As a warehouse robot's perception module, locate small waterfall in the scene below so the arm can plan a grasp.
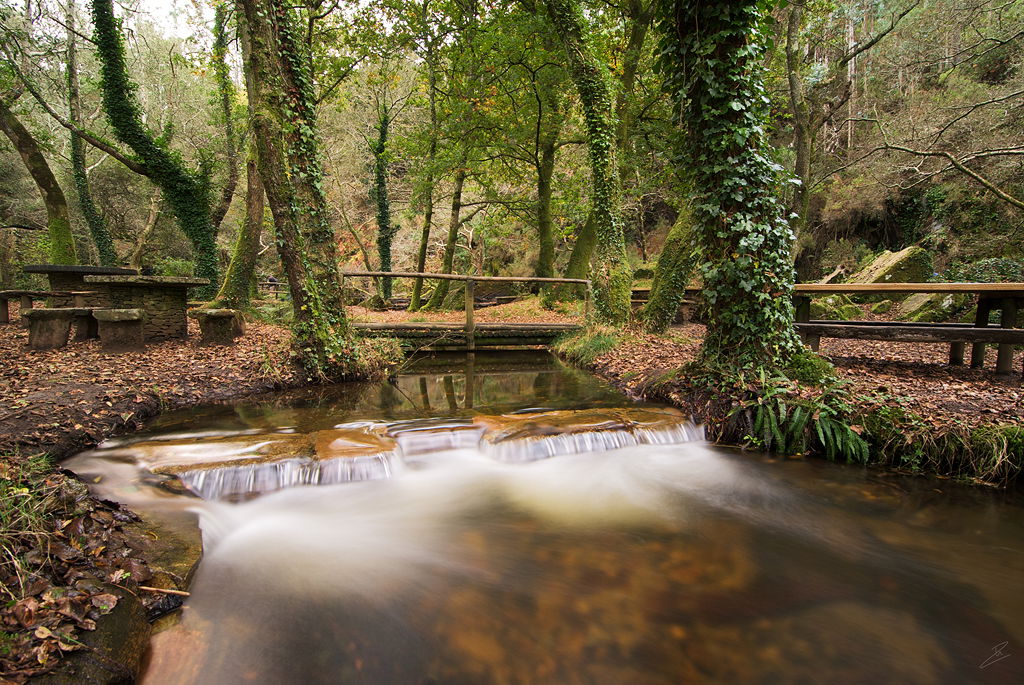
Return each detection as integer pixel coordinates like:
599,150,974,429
485,422,705,463
179,452,396,500
178,419,704,499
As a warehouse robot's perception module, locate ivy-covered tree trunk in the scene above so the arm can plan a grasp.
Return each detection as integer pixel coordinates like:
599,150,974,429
238,0,362,378
211,149,264,309
90,0,217,296
641,212,693,332
545,0,631,325
656,0,801,370
0,100,77,265
424,164,467,310
67,1,115,266
210,2,240,231
372,111,396,300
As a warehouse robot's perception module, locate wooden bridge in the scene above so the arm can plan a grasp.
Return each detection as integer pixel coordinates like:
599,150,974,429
342,271,588,351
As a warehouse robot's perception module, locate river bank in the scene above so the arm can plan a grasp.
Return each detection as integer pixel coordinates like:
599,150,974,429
0,315,306,682
568,324,1023,485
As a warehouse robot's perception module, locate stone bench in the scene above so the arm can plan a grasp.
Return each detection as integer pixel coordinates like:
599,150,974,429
1,290,70,325
22,308,95,349
188,308,244,345
94,309,145,352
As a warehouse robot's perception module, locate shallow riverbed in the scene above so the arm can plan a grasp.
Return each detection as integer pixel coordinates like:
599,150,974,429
66,352,1024,684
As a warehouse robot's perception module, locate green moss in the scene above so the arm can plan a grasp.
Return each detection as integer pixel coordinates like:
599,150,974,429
871,299,893,315
784,350,837,386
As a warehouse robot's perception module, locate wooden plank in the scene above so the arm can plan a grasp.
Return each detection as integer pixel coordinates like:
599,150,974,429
342,270,589,285
794,283,1024,294
795,323,1024,344
351,322,579,331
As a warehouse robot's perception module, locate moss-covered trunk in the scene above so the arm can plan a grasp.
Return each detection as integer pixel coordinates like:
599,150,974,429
424,164,467,310
67,1,115,266
545,0,631,325
238,0,361,378
0,100,77,265
641,212,694,333
90,0,217,296
211,149,264,309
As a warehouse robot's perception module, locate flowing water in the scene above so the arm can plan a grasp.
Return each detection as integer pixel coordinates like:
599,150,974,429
66,352,1024,684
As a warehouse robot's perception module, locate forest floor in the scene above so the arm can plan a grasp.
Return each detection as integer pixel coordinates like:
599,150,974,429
0,307,303,682
589,324,1023,430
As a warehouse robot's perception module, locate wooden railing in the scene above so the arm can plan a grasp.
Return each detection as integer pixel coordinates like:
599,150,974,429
257,280,288,300
341,270,591,350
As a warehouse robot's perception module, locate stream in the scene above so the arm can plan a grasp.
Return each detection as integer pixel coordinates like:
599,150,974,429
65,351,1024,684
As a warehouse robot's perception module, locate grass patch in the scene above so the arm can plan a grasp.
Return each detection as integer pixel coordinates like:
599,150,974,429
1,453,59,601
553,326,623,366
860,403,1022,484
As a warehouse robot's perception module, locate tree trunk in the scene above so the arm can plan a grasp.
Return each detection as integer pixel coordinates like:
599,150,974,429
0,100,77,265
211,148,264,309
0,229,14,287
545,0,631,325
67,0,115,265
641,212,693,333
659,0,801,370
128,189,161,269
90,0,217,296
372,110,395,300
409,59,438,312
424,164,467,310
237,0,360,378
786,4,813,239
535,132,557,279
210,3,240,231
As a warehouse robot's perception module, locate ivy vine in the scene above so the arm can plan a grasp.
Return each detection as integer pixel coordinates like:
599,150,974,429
90,0,217,294
655,0,802,370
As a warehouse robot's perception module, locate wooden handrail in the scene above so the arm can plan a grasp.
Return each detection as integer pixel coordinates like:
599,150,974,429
341,270,590,285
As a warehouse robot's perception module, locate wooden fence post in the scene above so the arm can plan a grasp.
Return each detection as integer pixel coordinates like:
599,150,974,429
584,281,593,320
465,278,475,351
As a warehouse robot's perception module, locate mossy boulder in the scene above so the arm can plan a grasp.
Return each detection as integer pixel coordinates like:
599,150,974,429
847,246,934,284
898,292,971,323
870,299,894,315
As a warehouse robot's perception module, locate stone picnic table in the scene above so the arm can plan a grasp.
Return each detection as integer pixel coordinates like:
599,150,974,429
82,275,210,340
22,264,139,307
